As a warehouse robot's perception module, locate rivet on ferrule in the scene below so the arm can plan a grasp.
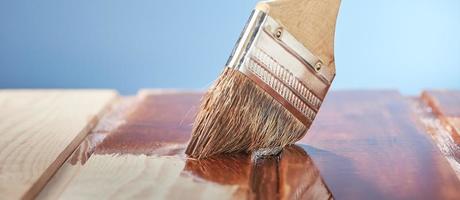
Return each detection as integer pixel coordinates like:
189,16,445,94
274,27,283,39
314,62,322,72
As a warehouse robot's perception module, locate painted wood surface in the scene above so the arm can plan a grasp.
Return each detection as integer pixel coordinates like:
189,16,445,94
37,90,460,200
0,90,117,200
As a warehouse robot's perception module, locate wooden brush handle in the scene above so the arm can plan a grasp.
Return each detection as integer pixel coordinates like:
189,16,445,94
256,0,341,73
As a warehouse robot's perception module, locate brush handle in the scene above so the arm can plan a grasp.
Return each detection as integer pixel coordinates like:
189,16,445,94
256,0,341,73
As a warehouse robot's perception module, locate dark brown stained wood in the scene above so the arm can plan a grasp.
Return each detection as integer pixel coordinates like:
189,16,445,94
298,91,460,199
422,90,460,116
38,90,460,199
422,90,460,136
94,91,202,156
410,97,460,179
417,90,460,180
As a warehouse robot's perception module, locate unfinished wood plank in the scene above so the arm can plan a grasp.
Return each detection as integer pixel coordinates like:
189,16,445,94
40,90,460,199
37,97,138,200
0,90,117,199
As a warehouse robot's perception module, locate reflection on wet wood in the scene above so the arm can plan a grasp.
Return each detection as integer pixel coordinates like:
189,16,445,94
184,153,251,194
38,90,460,199
185,145,332,200
278,145,332,200
250,156,279,200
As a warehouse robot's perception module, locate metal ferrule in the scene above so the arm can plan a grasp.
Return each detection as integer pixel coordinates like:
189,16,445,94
226,10,334,127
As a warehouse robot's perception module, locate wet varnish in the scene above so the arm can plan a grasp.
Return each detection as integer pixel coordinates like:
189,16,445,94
38,90,460,200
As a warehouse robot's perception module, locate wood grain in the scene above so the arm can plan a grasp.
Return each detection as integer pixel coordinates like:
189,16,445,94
299,91,460,199
39,90,460,199
44,91,238,200
422,90,460,136
410,98,460,180
417,90,460,179
0,90,117,199
42,91,332,199
256,0,341,73
37,97,138,200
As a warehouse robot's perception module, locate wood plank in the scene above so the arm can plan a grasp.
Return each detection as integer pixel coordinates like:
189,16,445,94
417,90,460,179
40,90,460,199
422,90,460,136
41,91,333,199
409,97,460,179
41,91,241,199
37,97,138,200
0,90,117,199
299,91,460,199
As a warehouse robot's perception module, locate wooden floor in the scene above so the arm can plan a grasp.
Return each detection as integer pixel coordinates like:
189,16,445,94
0,89,459,199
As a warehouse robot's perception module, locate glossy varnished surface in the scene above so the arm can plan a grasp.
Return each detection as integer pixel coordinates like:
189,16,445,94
185,145,333,200
418,90,460,179
299,91,460,199
95,92,202,156
410,97,460,179
39,90,460,199
422,90,460,117
422,90,460,136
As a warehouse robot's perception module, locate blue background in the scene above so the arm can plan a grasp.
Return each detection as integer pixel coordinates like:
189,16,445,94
1,0,459,94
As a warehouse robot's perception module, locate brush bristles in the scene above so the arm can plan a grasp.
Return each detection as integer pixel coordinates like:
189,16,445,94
186,67,309,159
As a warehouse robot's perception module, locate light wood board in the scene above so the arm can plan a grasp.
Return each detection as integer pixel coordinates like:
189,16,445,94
0,90,117,199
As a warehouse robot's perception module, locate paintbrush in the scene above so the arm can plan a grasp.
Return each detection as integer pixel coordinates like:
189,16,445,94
186,0,341,159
